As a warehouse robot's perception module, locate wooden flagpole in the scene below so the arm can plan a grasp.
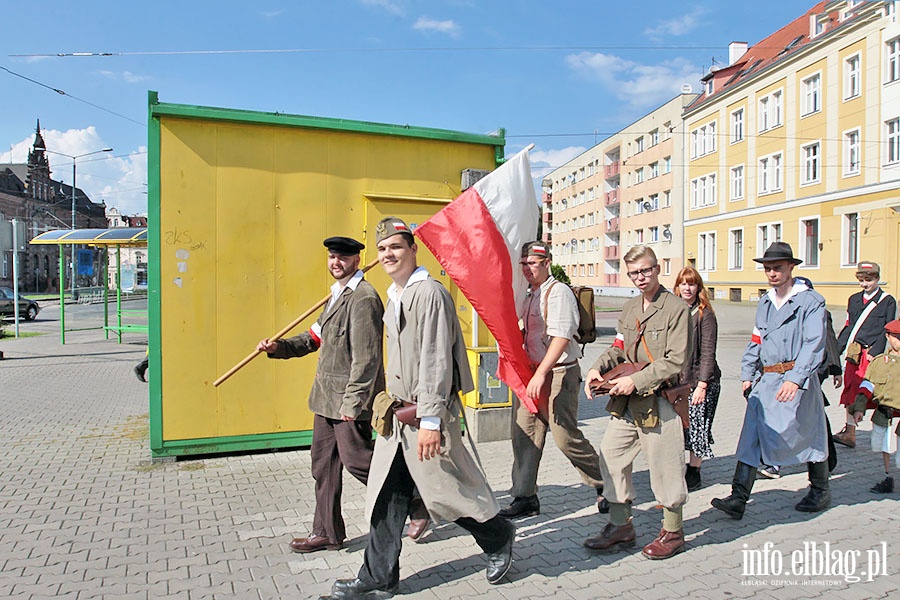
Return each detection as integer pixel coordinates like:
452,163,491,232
213,258,380,387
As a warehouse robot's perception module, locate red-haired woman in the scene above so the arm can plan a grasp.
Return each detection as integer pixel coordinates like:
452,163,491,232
675,267,721,491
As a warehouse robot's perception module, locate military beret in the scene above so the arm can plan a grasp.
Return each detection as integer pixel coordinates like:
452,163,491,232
375,217,413,244
856,261,880,276
885,320,900,335
323,236,364,255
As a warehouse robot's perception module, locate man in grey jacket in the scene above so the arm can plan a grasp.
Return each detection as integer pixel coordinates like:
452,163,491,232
258,236,387,554
320,218,514,600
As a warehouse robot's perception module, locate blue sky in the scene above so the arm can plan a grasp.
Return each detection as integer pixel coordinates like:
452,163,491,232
2,0,820,216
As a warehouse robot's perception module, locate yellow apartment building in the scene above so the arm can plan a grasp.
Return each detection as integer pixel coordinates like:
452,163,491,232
684,0,900,306
546,93,696,293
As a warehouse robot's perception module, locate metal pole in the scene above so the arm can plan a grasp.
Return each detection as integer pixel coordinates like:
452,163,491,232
71,160,77,295
12,219,20,338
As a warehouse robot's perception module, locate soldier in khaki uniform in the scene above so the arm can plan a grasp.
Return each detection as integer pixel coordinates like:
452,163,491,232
849,319,900,494
583,245,691,560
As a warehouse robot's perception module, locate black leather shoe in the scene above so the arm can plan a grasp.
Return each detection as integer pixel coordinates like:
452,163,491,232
331,578,397,599
485,520,515,584
498,495,539,518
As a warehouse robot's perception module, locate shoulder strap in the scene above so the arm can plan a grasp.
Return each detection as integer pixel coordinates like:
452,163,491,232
542,280,560,337
848,292,884,345
636,318,655,362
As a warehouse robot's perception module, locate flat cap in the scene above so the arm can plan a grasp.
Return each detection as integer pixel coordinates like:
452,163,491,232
323,236,364,255
375,217,413,244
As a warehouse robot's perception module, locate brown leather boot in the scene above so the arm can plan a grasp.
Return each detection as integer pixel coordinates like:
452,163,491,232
641,527,685,560
583,520,636,552
833,425,856,448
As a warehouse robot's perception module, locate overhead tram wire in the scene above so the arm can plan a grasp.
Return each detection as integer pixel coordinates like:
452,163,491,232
0,65,145,127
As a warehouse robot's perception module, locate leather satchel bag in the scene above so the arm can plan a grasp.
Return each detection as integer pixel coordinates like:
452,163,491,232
660,382,691,429
394,402,421,428
590,361,649,395
591,321,649,395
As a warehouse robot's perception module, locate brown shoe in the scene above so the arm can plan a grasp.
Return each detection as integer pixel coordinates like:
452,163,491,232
641,527,685,560
289,534,343,553
833,426,856,448
583,521,636,552
406,516,431,542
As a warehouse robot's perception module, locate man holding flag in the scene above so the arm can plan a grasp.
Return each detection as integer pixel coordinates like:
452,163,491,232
497,241,606,519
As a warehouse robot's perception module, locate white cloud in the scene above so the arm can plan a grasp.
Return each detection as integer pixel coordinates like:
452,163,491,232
529,146,587,181
644,7,708,39
2,127,148,217
361,0,404,16
565,52,701,109
96,70,151,84
413,17,461,37
260,9,285,18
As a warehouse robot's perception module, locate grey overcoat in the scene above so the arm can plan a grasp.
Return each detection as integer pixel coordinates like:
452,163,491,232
737,281,828,466
365,273,499,524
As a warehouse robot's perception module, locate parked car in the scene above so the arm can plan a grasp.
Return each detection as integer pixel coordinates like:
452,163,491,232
0,287,41,320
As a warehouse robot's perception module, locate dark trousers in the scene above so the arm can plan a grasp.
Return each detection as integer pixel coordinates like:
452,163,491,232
311,414,375,544
357,445,510,589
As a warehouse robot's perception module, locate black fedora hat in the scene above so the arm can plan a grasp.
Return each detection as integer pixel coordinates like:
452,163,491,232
753,241,802,265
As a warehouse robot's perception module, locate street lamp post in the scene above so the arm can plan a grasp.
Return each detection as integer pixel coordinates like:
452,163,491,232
45,148,113,292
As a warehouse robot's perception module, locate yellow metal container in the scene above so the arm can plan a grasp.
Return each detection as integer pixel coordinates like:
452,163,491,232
147,92,505,457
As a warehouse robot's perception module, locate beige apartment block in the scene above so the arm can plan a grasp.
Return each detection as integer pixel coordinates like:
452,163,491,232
545,93,697,294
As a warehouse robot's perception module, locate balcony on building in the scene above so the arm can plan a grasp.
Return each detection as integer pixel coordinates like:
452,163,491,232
605,189,619,205
604,273,619,286
604,245,619,260
606,217,620,232
605,161,621,179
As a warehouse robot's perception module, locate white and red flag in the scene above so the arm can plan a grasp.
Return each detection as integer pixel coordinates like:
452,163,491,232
415,147,541,413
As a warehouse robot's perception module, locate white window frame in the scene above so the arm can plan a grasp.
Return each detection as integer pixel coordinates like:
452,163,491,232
729,227,744,270
758,151,784,194
635,168,644,184
698,231,717,272
634,136,644,154
663,258,671,275
844,128,861,176
844,53,861,100
757,90,783,132
649,226,659,243
801,72,821,116
636,228,644,244
690,172,717,209
888,37,900,84
663,190,671,207
798,216,821,268
690,120,717,158
731,108,745,143
801,141,821,185
649,162,659,179
887,118,900,165
663,156,671,174
650,129,660,146
730,164,744,200
842,212,860,266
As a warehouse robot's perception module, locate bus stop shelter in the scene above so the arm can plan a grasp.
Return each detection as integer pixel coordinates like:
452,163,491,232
29,227,148,344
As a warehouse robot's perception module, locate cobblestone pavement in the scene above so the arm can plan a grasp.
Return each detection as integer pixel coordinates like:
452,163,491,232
1,300,898,599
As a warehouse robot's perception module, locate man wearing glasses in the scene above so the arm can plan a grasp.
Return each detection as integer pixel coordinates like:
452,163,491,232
499,242,606,520
583,245,690,560
833,261,897,448
712,241,831,520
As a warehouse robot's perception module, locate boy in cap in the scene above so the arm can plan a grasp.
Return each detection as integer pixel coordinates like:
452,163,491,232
257,236,395,553
500,241,606,519
834,261,897,448
320,218,514,599
712,242,831,519
848,319,900,494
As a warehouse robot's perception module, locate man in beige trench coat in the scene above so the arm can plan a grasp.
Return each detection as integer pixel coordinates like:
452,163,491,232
320,218,515,600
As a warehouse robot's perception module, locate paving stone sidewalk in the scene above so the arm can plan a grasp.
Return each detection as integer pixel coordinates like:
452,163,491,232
1,301,898,600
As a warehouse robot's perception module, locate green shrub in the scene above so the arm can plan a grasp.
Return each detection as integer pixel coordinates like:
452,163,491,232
551,263,571,285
